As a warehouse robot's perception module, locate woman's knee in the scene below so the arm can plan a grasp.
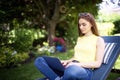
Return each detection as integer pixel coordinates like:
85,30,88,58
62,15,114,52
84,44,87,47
34,57,44,66
64,65,88,79
64,66,79,77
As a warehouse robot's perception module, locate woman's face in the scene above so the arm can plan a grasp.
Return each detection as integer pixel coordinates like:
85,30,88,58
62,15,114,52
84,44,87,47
79,18,92,35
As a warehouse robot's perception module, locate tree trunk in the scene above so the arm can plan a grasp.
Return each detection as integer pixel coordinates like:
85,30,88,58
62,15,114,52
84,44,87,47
47,0,60,46
48,21,56,46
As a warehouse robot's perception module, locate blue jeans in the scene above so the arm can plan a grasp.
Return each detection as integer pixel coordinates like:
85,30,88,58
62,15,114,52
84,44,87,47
62,65,93,80
34,56,93,80
34,57,60,80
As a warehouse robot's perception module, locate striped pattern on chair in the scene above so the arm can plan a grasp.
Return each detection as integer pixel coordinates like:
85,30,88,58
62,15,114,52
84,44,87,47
103,43,117,64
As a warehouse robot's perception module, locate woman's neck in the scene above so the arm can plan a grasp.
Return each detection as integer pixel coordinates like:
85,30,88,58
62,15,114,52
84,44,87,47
84,31,93,37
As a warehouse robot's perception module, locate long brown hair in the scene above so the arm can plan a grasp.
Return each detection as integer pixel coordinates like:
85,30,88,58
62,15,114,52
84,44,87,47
78,12,99,36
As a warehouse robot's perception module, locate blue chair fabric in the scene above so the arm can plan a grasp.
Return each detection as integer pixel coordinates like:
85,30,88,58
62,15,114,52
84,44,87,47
92,36,120,80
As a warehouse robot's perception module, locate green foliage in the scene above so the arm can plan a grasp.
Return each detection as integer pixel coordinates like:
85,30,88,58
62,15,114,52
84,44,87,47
62,13,78,48
65,22,78,47
0,0,27,23
0,0,101,47
13,28,33,52
10,19,34,52
97,12,120,22
0,23,11,48
0,19,46,68
111,20,120,35
97,12,120,35
0,54,6,68
0,47,29,68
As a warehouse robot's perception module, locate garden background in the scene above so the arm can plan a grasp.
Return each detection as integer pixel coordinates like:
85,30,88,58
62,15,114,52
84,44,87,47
0,0,120,80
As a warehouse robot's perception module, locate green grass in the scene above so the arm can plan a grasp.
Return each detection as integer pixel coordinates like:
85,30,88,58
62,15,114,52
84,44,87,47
0,60,119,80
0,50,120,80
0,61,40,80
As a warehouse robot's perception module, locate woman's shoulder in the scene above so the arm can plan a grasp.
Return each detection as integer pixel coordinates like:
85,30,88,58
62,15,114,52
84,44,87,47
93,35,104,41
97,36,105,45
97,36,104,42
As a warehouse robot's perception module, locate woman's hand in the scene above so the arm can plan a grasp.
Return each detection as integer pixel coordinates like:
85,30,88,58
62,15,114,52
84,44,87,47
65,62,80,68
61,60,69,67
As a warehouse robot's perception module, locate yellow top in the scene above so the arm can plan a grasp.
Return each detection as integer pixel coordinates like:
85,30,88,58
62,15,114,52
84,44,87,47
74,34,98,62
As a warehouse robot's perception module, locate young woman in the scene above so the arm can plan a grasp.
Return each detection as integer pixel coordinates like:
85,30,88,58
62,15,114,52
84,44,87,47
34,12,105,80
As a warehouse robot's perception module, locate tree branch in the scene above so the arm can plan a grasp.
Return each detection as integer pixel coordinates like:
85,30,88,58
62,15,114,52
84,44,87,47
51,0,61,22
58,7,73,22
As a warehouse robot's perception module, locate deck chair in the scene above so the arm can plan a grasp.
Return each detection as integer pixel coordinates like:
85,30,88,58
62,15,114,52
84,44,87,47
92,36,120,80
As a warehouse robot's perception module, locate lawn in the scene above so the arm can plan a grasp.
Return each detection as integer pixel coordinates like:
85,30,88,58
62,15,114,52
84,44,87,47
0,50,120,80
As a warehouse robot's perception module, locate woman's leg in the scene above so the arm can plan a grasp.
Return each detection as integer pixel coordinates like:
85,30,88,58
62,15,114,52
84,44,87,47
62,65,93,80
34,57,61,80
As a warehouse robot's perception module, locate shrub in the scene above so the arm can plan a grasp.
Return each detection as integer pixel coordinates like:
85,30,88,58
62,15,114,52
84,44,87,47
0,47,29,68
12,28,33,52
111,20,120,35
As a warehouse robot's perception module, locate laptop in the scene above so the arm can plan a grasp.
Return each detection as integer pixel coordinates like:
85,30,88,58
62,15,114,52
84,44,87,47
42,56,65,76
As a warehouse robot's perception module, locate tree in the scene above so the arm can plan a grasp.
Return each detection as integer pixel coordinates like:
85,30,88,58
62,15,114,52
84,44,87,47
30,0,101,46
0,0,101,46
